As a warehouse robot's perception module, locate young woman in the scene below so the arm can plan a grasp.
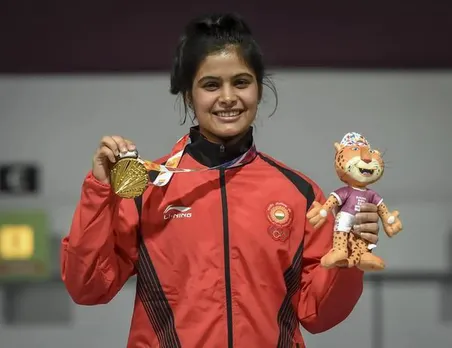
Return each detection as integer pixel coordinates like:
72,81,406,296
60,13,380,348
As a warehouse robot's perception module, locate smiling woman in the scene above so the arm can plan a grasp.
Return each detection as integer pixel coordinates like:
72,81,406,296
60,12,381,348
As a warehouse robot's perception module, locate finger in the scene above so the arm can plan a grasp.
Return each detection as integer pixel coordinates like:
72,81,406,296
313,219,325,229
306,208,320,219
359,203,378,212
306,208,318,219
385,226,393,236
100,136,120,156
355,212,379,224
111,136,129,153
394,222,403,232
358,232,379,245
355,222,379,235
306,202,321,218
123,138,136,151
98,145,116,163
309,214,322,225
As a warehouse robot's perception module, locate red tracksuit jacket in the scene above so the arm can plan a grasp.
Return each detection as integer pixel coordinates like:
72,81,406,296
60,126,364,348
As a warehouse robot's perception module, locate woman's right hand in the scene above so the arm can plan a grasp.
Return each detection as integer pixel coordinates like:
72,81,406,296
92,135,136,184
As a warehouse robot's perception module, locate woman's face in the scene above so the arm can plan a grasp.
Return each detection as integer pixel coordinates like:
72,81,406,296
189,48,260,143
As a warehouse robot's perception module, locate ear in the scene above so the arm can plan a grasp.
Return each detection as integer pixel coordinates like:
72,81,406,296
334,142,342,152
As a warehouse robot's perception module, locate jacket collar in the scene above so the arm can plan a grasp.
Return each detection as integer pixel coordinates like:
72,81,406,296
185,126,254,167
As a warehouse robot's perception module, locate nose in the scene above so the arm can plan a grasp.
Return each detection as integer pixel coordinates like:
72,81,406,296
360,147,372,163
219,87,237,107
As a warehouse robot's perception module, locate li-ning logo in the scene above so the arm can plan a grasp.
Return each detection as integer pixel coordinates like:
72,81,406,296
163,205,192,220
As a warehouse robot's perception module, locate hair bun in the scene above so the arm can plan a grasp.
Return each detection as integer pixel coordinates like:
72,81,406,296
186,13,252,38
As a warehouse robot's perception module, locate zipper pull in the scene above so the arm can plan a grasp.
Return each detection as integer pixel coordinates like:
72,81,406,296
220,144,225,153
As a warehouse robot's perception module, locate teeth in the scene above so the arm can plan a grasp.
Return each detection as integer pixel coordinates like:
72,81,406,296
216,111,241,117
359,168,374,174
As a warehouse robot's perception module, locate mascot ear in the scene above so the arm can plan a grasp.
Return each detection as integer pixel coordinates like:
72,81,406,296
334,142,343,152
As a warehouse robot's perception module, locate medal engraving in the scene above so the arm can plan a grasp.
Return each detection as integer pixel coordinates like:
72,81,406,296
110,150,148,199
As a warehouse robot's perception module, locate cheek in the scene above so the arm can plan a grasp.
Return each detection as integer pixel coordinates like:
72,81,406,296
373,157,383,167
192,91,217,112
241,89,259,110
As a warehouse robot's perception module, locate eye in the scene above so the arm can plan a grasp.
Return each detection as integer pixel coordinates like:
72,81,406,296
352,147,359,151
235,79,250,88
202,82,219,91
369,149,375,153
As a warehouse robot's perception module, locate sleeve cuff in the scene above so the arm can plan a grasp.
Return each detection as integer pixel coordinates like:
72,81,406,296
82,171,115,199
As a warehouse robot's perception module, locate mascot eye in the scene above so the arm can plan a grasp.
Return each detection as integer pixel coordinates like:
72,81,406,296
369,150,375,153
352,147,359,151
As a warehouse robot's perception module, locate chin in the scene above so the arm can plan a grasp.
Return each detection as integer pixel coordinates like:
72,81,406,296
351,175,378,186
213,123,250,139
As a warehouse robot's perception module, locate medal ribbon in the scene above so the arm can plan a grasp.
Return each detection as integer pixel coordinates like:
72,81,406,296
138,134,257,187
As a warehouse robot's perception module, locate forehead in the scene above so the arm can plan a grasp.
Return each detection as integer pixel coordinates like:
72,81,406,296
195,49,255,79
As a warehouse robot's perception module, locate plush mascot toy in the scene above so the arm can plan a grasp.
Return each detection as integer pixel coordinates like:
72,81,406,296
306,132,403,271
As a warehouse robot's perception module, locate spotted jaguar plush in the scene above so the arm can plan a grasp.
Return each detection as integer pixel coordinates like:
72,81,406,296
306,132,403,271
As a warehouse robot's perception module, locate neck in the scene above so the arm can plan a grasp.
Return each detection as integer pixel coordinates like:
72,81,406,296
351,185,367,190
198,127,249,146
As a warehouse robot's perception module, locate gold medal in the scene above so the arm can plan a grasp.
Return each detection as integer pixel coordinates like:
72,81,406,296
110,150,149,199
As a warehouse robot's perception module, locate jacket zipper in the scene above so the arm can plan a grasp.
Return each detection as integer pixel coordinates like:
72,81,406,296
220,167,233,348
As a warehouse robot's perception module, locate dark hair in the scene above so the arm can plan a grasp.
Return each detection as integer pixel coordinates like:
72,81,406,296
170,13,278,124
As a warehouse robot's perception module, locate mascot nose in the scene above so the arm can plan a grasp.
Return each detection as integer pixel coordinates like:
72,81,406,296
360,147,372,163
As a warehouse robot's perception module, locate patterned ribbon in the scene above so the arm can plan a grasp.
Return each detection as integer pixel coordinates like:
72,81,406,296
138,134,257,187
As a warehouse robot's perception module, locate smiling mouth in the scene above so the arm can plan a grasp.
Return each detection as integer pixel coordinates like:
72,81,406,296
213,110,244,117
358,168,375,176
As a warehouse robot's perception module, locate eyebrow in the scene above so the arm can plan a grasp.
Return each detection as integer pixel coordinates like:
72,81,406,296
197,73,254,84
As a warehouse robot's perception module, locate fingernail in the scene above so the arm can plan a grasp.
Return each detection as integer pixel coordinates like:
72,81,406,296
120,147,127,153
353,224,360,231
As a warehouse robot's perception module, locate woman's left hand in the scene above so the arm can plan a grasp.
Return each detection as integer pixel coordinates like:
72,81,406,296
352,203,380,245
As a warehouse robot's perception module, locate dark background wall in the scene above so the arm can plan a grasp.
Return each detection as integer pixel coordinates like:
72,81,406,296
1,0,452,73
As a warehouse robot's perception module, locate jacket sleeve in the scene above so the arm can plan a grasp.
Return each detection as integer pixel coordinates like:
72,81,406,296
60,171,139,305
297,186,364,334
